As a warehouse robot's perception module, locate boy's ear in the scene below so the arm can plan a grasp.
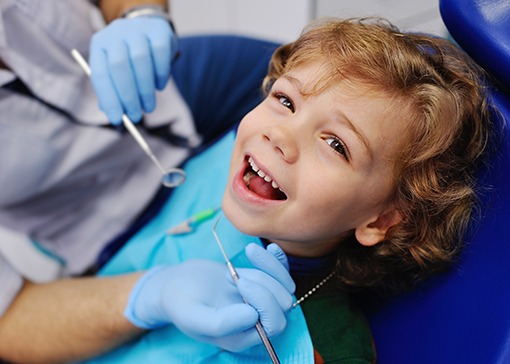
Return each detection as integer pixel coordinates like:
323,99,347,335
355,208,403,247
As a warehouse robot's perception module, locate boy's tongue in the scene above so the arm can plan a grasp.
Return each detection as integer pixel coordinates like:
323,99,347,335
248,174,286,200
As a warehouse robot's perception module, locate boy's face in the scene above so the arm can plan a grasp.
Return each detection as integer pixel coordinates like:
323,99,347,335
223,63,407,257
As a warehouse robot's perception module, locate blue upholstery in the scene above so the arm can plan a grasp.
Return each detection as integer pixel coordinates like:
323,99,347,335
440,0,510,90
173,35,279,144
364,1,510,363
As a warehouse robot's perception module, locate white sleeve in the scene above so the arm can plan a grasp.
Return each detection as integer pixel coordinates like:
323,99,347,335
0,254,23,317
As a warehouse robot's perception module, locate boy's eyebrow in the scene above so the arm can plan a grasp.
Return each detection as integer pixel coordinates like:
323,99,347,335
338,111,374,161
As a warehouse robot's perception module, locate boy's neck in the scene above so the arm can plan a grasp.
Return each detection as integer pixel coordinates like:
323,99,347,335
261,238,337,276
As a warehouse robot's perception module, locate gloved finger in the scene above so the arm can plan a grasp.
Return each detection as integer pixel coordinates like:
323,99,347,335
172,302,259,338
237,277,288,338
267,243,289,270
126,33,157,113
106,40,143,123
195,326,266,353
89,46,123,125
245,243,295,294
235,268,293,311
145,18,173,90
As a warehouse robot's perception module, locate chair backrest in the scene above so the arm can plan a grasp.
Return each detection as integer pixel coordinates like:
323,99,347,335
364,1,510,363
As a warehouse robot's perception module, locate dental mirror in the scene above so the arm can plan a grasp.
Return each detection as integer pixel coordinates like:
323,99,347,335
71,49,186,188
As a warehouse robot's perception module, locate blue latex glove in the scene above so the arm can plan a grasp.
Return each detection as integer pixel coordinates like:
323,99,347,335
124,243,295,352
89,16,177,125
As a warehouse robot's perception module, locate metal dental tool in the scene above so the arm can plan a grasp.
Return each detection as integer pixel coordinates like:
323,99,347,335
212,215,280,364
70,49,186,188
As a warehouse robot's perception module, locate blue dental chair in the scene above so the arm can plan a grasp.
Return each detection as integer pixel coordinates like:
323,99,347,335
363,0,510,363
105,1,509,362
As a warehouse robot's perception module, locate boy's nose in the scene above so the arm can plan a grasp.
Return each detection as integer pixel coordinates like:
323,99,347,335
261,124,299,163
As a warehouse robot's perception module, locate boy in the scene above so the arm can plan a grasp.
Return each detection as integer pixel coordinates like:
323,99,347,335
87,17,494,363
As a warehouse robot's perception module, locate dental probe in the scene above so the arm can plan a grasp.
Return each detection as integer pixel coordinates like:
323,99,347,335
212,215,280,364
70,49,186,188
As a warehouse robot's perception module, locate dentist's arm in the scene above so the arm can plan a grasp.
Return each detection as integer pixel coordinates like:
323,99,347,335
0,244,294,363
0,274,144,363
91,0,177,124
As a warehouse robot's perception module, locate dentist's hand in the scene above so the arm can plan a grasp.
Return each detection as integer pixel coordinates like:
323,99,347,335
89,16,177,125
124,243,295,352
206,242,295,351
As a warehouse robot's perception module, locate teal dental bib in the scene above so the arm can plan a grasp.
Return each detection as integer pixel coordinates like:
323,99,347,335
83,131,314,364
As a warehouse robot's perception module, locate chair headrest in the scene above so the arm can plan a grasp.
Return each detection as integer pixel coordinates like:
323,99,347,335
440,0,510,89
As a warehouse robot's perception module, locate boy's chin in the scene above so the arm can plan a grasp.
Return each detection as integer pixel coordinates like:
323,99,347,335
222,199,259,236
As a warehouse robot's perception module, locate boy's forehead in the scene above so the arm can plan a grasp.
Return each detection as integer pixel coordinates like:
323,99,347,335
283,62,333,94
283,63,389,99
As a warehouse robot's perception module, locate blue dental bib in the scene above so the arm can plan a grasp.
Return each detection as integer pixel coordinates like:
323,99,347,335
84,131,314,364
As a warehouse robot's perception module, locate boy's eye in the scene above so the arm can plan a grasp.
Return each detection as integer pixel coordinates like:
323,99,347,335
273,92,295,112
280,97,293,111
325,137,349,160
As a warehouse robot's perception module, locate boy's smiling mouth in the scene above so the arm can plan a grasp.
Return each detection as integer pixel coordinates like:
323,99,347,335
242,157,287,200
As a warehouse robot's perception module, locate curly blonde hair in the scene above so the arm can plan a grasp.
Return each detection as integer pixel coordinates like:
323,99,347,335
264,18,496,293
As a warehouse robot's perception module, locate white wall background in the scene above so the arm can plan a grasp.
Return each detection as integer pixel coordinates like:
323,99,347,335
171,0,447,43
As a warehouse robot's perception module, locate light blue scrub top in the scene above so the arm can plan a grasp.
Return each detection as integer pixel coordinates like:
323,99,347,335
84,131,314,363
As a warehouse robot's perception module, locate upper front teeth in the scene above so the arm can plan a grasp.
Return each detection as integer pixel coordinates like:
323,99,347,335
248,157,280,190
